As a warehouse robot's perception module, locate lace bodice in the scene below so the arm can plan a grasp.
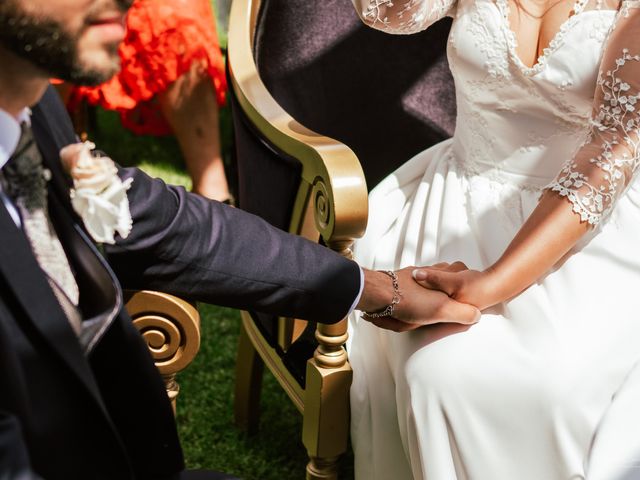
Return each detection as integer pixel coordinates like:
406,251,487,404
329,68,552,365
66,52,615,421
352,0,640,225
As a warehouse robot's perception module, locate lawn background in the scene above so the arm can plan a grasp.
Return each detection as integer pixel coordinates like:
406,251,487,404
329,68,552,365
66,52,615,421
85,1,355,478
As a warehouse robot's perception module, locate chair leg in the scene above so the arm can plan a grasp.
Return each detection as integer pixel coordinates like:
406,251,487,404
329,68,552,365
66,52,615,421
306,456,339,480
302,321,352,480
234,320,264,434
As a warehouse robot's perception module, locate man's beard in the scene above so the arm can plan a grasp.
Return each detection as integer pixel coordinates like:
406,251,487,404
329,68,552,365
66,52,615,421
0,0,127,86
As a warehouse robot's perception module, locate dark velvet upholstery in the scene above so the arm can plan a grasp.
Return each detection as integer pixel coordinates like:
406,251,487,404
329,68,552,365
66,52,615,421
229,71,301,356
230,0,456,386
255,0,456,189
231,87,302,233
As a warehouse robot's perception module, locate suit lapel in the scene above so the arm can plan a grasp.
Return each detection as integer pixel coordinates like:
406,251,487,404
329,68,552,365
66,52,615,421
0,203,104,400
48,193,123,354
31,88,123,354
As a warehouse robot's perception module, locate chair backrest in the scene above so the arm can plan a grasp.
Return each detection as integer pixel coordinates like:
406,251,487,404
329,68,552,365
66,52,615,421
255,0,456,189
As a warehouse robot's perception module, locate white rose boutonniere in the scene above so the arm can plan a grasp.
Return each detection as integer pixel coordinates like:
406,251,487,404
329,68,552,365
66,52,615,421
60,141,133,244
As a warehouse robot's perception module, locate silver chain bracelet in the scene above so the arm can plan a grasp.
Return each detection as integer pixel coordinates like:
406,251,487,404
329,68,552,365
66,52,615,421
362,270,401,319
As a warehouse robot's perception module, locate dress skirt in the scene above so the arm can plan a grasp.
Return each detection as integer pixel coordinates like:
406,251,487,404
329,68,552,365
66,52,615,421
349,139,640,479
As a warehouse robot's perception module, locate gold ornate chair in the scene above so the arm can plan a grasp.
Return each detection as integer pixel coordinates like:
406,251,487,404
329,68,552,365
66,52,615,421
125,290,201,412
228,2,367,479
228,0,455,478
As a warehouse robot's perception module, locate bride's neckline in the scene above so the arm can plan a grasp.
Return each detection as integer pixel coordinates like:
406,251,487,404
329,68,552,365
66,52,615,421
494,0,617,76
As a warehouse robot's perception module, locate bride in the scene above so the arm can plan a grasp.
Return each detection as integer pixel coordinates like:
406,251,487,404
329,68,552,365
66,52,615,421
348,0,640,478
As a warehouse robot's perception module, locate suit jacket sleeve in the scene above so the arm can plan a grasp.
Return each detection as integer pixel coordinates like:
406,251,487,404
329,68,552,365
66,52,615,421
32,86,361,324
105,167,361,324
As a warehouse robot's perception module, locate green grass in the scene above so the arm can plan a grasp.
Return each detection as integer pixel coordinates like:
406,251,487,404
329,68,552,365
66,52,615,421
211,0,229,49
174,305,311,479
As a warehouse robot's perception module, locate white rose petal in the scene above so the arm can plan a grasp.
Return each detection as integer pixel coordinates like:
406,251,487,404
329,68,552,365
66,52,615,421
71,177,133,244
60,142,133,244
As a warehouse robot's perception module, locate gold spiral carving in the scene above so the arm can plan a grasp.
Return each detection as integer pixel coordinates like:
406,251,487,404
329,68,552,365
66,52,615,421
125,291,201,376
134,315,193,372
312,178,332,234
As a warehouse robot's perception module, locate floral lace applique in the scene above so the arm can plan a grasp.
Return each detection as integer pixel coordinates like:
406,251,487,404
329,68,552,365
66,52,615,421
589,15,615,41
353,0,456,34
548,47,640,225
466,3,510,78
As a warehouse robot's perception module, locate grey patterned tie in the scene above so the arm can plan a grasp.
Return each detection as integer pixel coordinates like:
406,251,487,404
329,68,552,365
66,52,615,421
2,123,82,335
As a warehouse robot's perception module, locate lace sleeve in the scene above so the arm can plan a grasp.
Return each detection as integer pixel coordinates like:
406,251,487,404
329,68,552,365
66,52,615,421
547,1,640,226
351,0,456,34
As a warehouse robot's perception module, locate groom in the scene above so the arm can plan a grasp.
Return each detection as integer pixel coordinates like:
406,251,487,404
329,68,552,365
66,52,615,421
0,0,479,478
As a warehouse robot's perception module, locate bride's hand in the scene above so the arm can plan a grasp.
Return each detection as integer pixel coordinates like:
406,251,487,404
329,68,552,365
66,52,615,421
412,264,499,310
361,267,481,332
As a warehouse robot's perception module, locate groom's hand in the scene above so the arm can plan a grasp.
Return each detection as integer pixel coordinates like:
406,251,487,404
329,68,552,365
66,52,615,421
357,267,480,332
412,262,499,310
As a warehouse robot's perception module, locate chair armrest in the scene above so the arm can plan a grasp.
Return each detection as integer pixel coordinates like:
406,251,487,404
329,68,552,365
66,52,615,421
228,0,369,245
229,2,366,473
229,0,359,366
124,290,201,413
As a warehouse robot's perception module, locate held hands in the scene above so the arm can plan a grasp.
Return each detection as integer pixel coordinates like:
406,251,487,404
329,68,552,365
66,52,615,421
358,267,480,332
412,262,500,311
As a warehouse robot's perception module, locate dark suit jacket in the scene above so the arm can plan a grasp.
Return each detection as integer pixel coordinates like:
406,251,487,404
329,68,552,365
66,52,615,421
0,87,361,479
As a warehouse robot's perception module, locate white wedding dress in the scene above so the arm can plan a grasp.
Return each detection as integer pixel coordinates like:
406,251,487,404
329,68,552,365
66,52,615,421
348,0,640,478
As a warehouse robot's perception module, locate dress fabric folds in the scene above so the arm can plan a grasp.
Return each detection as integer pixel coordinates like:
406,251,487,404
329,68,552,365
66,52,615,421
348,0,640,478
72,0,227,135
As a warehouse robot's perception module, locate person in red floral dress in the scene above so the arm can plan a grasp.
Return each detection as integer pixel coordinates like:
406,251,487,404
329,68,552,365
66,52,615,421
68,0,231,202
